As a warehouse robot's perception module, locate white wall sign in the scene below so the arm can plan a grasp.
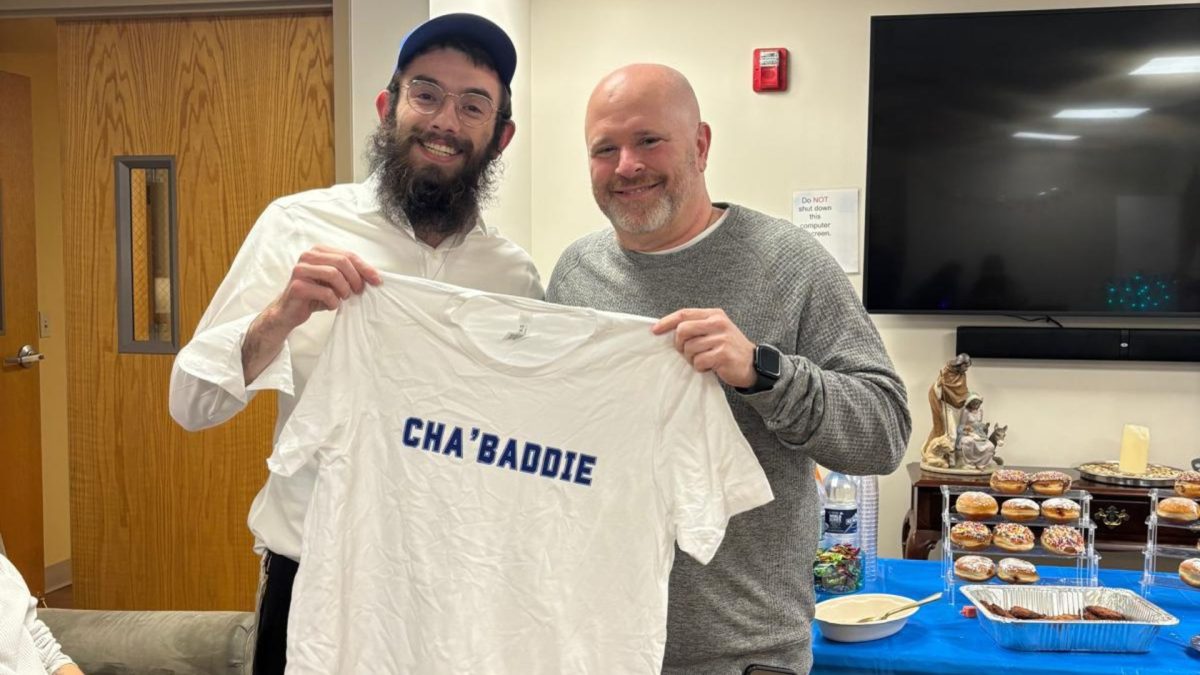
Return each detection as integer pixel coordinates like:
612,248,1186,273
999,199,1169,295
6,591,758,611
792,188,860,274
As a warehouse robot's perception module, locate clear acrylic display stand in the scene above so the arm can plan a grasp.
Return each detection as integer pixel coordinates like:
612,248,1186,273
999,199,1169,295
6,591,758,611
1141,489,1199,595
940,484,1099,605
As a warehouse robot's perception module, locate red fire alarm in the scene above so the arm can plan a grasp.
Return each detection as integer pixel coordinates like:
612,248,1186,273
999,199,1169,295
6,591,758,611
753,48,788,92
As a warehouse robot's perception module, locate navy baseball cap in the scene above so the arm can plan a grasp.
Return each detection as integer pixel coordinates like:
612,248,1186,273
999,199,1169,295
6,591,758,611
394,13,516,88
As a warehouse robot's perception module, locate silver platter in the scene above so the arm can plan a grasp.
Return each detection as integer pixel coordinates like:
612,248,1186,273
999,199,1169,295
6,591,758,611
1076,461,1181,488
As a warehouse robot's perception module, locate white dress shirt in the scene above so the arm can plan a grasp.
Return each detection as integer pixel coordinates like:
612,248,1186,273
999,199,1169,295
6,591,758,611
169,177,543,560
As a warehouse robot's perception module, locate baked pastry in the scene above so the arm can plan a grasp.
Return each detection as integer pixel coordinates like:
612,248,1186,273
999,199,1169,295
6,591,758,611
955,491,999,520
989,469,1030,494
1029,471,1072,495
1001,498,1039,522
1175,471,1200,499
1083,605,1127,621
998,557,1039,584
1179,558,1200,588
993,523,1035,552
950,522,992,551
1008,605,1045,620
1041,498,1081,524
1041,525,1085,556
1158,497,1200,523
981,600,1012,618
954,555,996,582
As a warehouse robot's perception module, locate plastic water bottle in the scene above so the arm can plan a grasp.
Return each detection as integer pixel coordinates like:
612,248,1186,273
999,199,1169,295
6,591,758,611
858,475,880,582
815,468,828,543
821,471,860,550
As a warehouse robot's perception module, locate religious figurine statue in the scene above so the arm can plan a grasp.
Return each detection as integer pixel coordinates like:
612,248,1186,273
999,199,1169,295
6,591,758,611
920,353,1008,473
920,353,972,469
955,394,1007,471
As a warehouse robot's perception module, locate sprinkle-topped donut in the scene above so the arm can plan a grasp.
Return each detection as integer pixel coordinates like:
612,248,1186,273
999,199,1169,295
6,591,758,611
993,469,1029,482
1029,471,1072,495
953,521,990,536
1175,471,1200,499
1041,525,1084,556
994,523,1035,545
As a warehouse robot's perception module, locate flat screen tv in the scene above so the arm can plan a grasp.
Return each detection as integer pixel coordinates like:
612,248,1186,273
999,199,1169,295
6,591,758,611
864,4,1200,317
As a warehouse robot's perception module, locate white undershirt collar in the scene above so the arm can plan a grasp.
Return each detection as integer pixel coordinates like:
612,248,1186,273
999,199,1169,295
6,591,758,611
644,207,729,255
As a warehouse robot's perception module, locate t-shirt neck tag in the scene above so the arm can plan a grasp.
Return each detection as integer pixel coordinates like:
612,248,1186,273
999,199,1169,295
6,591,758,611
503,311,533,341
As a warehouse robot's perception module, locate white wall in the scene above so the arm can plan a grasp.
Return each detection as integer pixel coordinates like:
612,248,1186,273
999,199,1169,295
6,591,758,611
529,0,1200,559
334,0,427,183
431,0,532,253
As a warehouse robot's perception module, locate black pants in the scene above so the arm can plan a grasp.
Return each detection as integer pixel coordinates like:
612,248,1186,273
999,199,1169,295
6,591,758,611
254,550,298,675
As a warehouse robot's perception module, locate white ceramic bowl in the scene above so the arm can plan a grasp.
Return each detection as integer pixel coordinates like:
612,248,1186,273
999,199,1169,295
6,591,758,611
814,593,921,643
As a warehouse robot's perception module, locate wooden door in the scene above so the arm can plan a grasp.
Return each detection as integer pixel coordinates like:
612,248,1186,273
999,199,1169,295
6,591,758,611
0,71,44,597
59,14,333,610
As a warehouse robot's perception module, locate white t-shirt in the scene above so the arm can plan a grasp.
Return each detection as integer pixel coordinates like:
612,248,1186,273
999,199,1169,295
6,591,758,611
272,274,773,674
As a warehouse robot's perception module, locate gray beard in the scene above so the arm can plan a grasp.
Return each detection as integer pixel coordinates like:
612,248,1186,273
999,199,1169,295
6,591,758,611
601,195,674,235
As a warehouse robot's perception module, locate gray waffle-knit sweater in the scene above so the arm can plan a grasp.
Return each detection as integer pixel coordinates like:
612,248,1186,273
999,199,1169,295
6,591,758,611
547,204,911,674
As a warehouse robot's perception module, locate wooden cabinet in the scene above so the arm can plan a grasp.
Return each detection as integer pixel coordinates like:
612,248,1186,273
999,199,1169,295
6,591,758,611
902,462,1193,559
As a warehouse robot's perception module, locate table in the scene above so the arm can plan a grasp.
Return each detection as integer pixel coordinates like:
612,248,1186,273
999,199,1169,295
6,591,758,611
901,462,1191,560
812,558,1200,674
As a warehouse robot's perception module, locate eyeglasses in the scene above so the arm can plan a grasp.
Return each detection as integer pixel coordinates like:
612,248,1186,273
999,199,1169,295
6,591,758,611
402,80,497,127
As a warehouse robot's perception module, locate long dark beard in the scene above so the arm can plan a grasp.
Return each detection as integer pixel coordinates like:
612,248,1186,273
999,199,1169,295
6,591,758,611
367,112,502,240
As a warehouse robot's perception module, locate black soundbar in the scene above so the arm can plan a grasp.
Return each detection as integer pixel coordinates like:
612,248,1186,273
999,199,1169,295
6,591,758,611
955,327,1200,363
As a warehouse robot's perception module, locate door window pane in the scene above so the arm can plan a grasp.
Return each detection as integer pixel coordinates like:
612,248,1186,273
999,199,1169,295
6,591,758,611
116,157,178,353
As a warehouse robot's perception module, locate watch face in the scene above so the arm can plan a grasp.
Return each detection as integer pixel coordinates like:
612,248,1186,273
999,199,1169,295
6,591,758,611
757,345,782,378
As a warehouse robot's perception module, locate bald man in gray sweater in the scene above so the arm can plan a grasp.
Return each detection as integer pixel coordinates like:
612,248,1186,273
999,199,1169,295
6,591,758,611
547,64,912,675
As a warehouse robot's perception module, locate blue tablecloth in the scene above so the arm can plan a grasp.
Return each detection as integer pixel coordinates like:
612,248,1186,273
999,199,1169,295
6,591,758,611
812,558,1200,674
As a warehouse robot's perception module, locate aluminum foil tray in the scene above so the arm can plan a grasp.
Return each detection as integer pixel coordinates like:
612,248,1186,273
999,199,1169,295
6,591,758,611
960,585,1178,652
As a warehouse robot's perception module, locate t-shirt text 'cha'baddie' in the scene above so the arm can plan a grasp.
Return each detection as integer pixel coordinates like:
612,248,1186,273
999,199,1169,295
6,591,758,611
402,416,598,486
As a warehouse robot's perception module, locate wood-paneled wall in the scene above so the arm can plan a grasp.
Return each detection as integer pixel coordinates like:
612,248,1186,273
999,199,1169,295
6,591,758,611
59,13,333,610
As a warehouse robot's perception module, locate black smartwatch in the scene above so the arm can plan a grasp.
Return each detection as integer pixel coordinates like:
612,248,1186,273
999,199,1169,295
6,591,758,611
736,344,782,394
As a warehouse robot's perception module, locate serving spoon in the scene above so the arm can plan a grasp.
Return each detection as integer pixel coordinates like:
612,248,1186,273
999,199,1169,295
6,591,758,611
855,592,942,623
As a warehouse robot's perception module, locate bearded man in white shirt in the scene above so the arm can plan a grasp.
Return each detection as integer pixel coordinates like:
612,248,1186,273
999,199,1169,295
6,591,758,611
168,13,541,674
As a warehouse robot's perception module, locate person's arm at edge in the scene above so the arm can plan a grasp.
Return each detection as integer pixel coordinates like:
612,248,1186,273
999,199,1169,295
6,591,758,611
738,252,911,475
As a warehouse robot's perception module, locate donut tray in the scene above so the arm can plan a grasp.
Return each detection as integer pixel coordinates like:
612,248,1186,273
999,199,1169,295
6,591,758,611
1142,489,1200,595
1142,543,1200,560
947,489,1097,529
947,514,1097,530
961,585,1178,652
1140,574,1200,594
946,543,1092,559
1151,520,1200,532
941,485,1099,603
